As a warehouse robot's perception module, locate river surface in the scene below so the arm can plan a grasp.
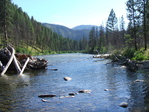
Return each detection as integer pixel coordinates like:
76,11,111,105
0,53,149,112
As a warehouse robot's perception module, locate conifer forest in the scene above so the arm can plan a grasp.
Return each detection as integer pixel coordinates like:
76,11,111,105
0,0,149,57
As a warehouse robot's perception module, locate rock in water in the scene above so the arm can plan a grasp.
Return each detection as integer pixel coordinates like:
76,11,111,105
38,94,56,98
78,90,91,93
50,69,58,71
69,93,78,96
119,102,128,108
63,77,72,81
41,99,47,102
59,95,75,98
134,79,144,82
104,89,109,91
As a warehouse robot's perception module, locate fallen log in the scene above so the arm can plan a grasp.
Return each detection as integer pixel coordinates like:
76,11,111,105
0,46,48,75
109,54,138,71
19,57,30,75
8,46,21,73
0,47,15,75
93,54,111,58
13,54,21,73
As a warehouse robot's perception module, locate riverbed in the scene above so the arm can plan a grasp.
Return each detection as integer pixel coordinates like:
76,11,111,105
0,53,149,112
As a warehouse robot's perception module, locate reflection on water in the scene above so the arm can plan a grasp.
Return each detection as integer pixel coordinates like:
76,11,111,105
0,53,149,112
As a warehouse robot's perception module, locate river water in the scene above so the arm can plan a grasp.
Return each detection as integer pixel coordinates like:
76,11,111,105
0,53,149,112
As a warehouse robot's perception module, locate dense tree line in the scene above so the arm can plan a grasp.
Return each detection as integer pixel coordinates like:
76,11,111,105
85,0,149,54
0,0,80,54
1,0,149,55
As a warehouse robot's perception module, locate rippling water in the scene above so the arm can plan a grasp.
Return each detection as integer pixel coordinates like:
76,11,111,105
0,53,149,112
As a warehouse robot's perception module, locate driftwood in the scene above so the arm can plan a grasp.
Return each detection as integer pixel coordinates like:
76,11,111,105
93,54,139,71
93,54,111,58
0,46,48,75
110,54,138,71
1,46,16,75
19,57,29,75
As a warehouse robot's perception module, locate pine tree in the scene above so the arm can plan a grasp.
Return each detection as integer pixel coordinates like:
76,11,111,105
126,0,141,50
142,0,149,50
106,9,118,49
98,25,106,53
0,0,12,45
89,27,96,53
106,9,118,32
119,15,126,47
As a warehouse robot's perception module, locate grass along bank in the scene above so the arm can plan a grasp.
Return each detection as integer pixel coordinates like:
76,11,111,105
15,46,81,56
117,48,149,61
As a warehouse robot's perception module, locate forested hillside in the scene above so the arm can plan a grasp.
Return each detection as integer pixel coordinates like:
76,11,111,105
42,23,91,40
0,0,81,55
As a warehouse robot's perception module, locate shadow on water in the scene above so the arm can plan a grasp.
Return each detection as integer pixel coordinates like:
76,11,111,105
0,53,149,112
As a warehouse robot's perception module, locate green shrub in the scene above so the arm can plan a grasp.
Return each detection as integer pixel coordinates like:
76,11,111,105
16,47,30,54
122,48,136,59
132,49,149,61
132,51,144,61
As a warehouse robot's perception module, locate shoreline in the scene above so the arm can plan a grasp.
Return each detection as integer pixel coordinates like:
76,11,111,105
93,54,149,71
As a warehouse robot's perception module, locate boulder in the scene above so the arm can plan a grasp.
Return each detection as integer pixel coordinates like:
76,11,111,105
78,90,91,93
63,77,72,81
69,93,78,96
38,94,56,98
119,102,128,108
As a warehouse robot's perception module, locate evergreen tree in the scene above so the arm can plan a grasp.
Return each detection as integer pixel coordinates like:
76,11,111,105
0,0,12,45
142,0,149,50
126,0,141,50
106,9,118,32
98,25,106,53
106,9,118,49
119,15,126,47
89,27,97,53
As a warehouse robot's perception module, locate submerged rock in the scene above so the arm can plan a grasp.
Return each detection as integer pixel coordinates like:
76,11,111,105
41,99,47,102
69,93,78,96
134,79,144,82
119,102,128,108
104,89,109,91
50,69,58,71
63,77,72,81
78,90,91,93
38,94,56,98
59,95,75,98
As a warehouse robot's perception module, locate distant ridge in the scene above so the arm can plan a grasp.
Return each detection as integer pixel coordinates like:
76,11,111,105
72,25,98,30
42,23,99,40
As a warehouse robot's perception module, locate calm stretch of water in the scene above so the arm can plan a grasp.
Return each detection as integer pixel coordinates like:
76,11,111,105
0,53,149,112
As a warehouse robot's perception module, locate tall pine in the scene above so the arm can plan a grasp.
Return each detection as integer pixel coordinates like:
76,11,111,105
0,0,12,46
106,9,118,49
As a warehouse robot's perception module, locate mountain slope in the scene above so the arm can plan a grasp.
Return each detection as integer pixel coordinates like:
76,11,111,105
72,25,97,30
42,23,97,40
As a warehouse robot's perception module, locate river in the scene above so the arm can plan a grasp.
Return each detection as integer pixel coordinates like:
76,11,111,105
0,53,149,112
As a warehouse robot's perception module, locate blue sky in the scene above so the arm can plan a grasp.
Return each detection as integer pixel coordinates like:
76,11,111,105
12,0,128,28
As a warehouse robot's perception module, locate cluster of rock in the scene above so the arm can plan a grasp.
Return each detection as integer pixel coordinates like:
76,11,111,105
38,89,92,101
38,76,128,108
